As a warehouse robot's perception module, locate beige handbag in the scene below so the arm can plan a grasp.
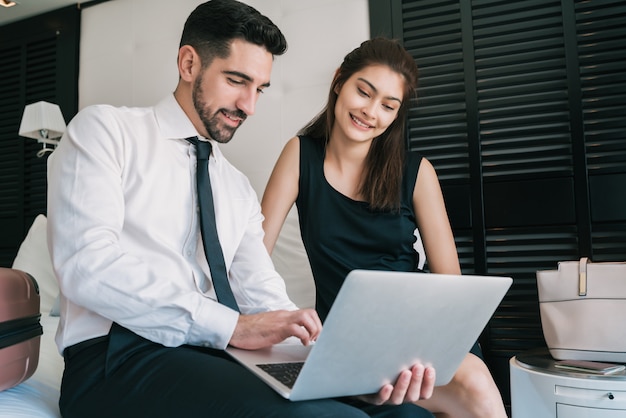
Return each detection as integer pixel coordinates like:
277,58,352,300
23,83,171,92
537,257,626,362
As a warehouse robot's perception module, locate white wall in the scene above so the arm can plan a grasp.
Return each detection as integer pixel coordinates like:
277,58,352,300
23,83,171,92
79,0,370,308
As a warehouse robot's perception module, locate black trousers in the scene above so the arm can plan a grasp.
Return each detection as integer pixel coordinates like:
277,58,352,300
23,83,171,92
59,323,434,418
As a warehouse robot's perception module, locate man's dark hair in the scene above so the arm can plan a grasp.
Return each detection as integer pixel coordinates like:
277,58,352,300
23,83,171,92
180,0,287,67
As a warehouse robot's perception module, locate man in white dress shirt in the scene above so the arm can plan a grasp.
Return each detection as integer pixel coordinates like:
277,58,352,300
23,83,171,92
46,1,435,417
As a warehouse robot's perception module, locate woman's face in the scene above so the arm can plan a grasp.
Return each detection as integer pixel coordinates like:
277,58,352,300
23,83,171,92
332,64,405,143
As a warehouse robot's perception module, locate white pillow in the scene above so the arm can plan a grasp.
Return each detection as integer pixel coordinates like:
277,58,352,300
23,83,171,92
11,214,59,316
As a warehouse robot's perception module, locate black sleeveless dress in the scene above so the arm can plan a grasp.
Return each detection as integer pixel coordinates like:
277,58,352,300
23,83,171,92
296,135,423,322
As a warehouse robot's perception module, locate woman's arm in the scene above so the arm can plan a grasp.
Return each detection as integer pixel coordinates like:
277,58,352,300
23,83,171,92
413,158,462,275
261,136,301,255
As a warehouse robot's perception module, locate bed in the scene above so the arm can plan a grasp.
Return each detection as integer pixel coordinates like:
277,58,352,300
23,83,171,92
1,215,63,417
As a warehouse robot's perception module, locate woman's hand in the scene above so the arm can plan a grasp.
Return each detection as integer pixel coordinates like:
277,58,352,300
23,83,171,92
358,363,436,405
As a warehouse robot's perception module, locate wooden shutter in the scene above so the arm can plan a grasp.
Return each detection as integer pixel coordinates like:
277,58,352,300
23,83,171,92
577,1,626,260
370,0,626,408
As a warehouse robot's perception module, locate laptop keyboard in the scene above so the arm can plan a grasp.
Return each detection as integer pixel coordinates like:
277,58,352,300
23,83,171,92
257,362,305,389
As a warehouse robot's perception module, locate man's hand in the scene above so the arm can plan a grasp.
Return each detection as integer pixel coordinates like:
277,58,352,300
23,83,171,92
229,309,322,350
358,363,436,405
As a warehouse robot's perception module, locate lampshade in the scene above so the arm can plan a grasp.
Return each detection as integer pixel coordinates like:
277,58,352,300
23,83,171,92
18,101,66,145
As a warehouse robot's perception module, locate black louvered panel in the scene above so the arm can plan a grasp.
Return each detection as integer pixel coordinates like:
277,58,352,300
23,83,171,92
24,37,57,102
576,1,626,175
0,43,22,214
454,230,476,273
484,226,580,351
23,36,57,220
402,0,470,182
0,43,24,266
0,164,20,211
0,44,22,132
486,226,580,277
0,35,57,267
473,0,573,179
592,223,626,261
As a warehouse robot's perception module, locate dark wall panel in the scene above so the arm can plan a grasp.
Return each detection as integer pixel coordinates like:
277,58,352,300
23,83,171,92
442,184,472,229
483,178,576,227
589,173,626,222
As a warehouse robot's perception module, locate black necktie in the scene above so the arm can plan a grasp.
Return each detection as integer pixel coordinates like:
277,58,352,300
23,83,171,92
187,137,239,312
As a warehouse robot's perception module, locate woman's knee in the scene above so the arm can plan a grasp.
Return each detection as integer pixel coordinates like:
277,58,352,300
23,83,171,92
449,355,505,416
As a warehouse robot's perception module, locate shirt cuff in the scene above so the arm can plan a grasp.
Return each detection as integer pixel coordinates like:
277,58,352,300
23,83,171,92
187,300,239,350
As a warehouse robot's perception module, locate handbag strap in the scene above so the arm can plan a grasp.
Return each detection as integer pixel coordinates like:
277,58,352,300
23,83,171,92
579,257,589,296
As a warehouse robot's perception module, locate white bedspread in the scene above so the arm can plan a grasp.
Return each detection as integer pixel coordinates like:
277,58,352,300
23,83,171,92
0,315,62,418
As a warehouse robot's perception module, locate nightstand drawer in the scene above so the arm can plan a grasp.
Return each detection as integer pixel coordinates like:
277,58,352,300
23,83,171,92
556,385,626,405
558,403,625,417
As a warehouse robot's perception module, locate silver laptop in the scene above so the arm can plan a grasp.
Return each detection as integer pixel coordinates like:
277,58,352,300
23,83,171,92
226,269,512,401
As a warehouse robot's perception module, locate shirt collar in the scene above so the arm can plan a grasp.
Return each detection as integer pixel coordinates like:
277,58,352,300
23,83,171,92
154,94,200,140
154,94,225,162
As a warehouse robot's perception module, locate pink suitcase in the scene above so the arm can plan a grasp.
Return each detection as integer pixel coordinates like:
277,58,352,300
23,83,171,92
0,267,42,391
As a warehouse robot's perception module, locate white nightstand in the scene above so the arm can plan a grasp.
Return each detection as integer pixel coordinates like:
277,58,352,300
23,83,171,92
510,349,626,417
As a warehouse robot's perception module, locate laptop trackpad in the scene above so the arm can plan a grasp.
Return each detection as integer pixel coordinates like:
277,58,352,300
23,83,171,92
227,341,312,366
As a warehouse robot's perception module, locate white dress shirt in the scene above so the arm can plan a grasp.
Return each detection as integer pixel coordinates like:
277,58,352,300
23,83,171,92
47,94,297,354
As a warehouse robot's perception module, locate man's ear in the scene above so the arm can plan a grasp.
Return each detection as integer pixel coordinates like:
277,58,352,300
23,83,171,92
178,45,199,82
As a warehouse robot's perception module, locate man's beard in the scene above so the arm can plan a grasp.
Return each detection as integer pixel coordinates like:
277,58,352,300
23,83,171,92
192,76,247,143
